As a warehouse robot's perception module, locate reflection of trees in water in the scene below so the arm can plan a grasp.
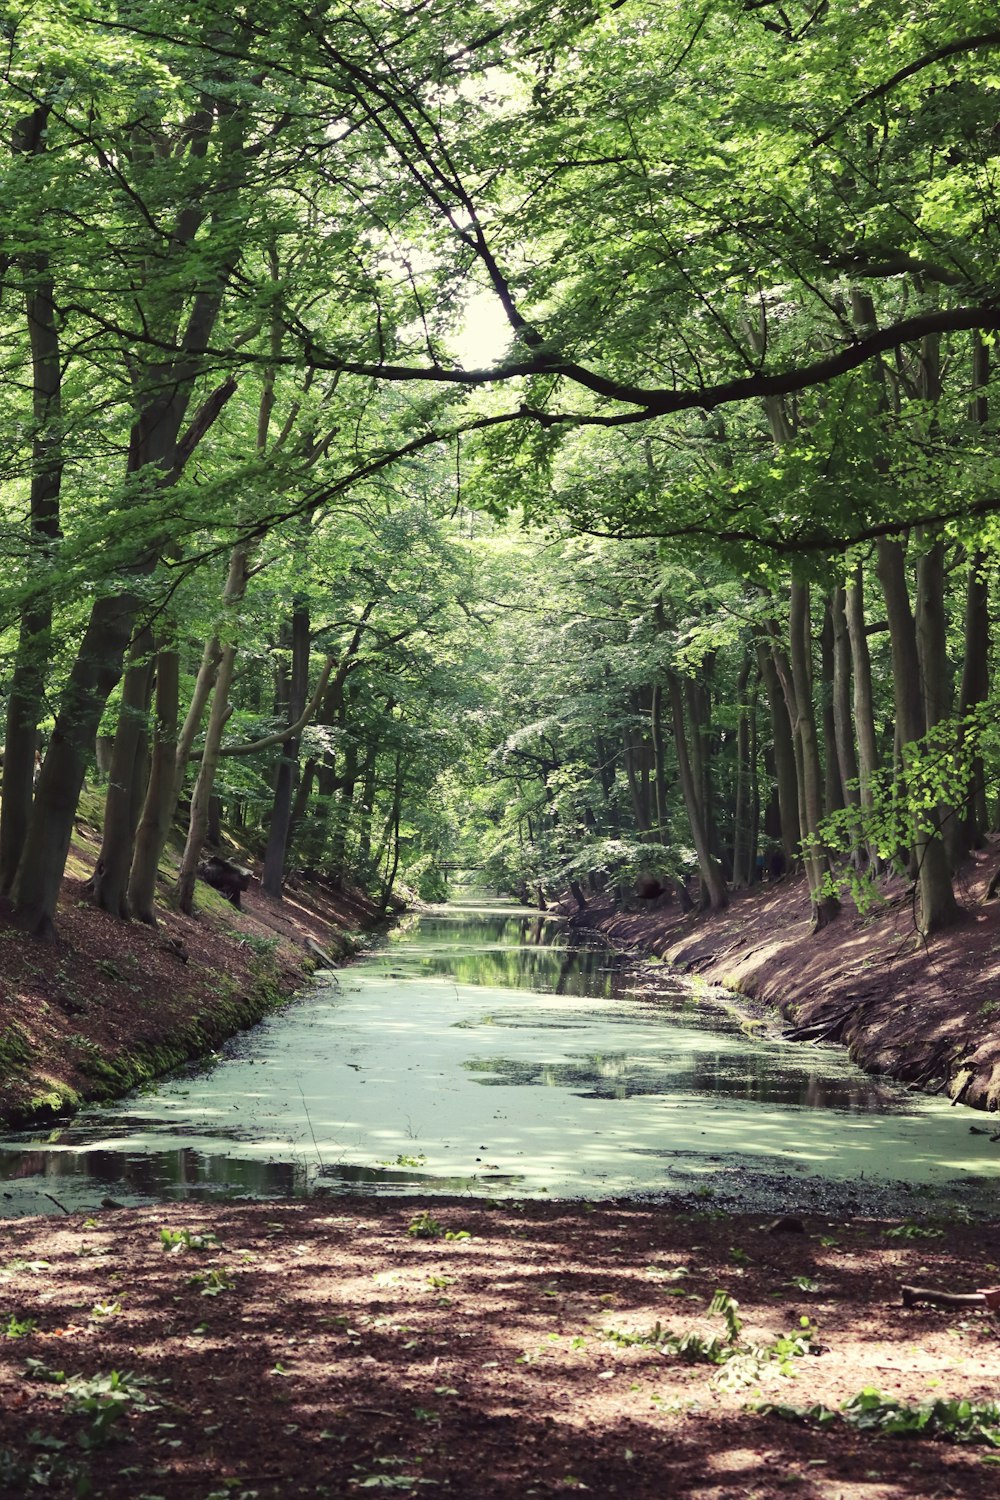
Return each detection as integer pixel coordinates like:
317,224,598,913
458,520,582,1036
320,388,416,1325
0,1145,305,1198
671,1057,902,1111
416,947,619,997
412,916,620,996
464,1053,901,1111
465,1054,657,1099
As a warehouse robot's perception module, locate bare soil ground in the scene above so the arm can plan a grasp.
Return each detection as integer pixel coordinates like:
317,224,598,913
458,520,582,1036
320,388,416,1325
2,1199,1000,1500
572,842,1000,1112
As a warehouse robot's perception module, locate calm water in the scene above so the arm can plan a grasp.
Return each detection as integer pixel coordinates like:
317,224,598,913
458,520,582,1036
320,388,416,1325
3,901,1000,1216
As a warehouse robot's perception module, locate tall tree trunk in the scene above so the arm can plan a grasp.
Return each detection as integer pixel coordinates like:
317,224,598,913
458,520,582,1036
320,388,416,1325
650,683,669,845
668,674,728,911
378,751,404,914
731,646,753,889
915,528,960,870
356,738,381,878
788,581,840,930
746,673,760,885
0,108,64,896
820,596,845,817
175,543,252,914
12,591,143,935
830,584,860,809
754,635,800,862
958,336,991,850
958,551,990,849
622,720,652,835
875,536,960,935
89,629,155,917
127,642,180,924
844,564,879,818
262,598,311,898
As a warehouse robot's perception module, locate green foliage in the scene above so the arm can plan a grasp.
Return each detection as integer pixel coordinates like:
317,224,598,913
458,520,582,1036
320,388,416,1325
158,1227,221,1253
761,1387,1000,1448
406,1212,444,1240
604,1289,817,1387
4,1314,37,1338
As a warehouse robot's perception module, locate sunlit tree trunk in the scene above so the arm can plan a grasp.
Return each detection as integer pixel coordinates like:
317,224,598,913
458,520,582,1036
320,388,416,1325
88,629,155,917
788,581,840,930
830,585,859,810
175,543,252,915
127,640,180,925
262,599,311,898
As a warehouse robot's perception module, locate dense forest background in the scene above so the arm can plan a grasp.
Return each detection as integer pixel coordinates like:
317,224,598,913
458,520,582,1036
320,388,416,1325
4,0,1000,940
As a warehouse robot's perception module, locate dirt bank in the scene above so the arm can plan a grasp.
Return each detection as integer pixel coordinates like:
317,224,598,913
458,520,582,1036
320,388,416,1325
569,843,1000,1112
0,811,385,1129
2,1197,999,1500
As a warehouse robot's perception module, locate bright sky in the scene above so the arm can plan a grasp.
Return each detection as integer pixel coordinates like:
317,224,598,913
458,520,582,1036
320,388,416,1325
451,287,514,368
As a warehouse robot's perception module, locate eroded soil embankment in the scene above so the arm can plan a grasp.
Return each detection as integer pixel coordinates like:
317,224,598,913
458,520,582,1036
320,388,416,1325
570,843,1000,1112
0,842,384,1129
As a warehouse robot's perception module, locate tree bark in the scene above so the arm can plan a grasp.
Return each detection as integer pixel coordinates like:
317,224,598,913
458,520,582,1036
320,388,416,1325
830,585,860,809
958,551,990,848
88,629,155,917
262,598,311,898
0,108,63,896
127,642,180,924
175,543,252,914
875,536,960,935
731,646,754,889
788,581,840,930
844,564,879,819
668,673,728,911
12,591,142,935
820,595,845,817
755,634,801,862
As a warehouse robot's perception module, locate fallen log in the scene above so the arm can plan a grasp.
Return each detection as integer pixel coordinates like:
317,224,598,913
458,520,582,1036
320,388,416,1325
901,1284,1000,1311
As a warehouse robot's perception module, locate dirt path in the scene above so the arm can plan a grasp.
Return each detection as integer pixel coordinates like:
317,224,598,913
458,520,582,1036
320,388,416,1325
2,1198,999,1499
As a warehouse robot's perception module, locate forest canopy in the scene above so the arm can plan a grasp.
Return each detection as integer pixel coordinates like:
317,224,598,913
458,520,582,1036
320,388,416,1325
3,0,1000,938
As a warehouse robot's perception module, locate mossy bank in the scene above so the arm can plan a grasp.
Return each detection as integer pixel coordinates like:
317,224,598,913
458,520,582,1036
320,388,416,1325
0,847,384,1131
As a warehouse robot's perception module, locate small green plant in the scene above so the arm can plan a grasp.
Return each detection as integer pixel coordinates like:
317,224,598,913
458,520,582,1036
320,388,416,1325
4,1314,37,1338
159,1226,220,1253
760,1387,1000,1447
238,933,281,957
186,1268,235,1296
884,1222,944,1241
444,1228,471,1241
788,1276,821,1293
89,1298,124,1320
65,1369,159,1449
377,1153,427,1168
709,1290,743,1343
407,1211,443,1239
603,1290,817,1389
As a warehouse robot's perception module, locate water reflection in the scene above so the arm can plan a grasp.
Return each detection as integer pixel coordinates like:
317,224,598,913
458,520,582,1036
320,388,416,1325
370,912,622,998
462,1053,904,1110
